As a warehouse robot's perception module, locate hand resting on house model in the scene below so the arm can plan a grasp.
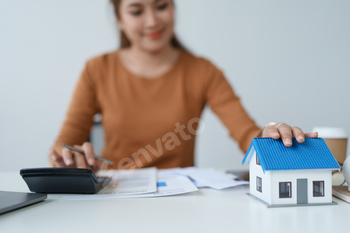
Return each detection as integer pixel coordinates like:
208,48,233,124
261,122,318,147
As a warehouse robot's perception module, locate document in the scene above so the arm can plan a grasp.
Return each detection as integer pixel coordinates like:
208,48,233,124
158,168,207,187
159,167,249,189
179,167,249,189
60,167,247,200
97,167,157,195
128,175,198,198
61,174,198,200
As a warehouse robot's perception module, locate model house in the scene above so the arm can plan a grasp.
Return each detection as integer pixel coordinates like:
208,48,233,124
242,138,340,207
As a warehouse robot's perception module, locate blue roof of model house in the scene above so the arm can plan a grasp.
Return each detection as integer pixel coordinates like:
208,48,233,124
242,138,340,173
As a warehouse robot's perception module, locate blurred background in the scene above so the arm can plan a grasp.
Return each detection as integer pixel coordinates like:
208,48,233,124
1,0,349,172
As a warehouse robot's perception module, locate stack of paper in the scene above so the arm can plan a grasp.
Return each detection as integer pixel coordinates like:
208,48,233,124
61,167,198,200
61,167,249,201
332,186,350,204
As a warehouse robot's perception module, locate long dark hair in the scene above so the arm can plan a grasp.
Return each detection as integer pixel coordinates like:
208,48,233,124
110,0,188,51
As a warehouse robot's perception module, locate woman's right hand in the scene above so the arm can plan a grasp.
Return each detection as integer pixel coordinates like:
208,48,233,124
49,142,101,172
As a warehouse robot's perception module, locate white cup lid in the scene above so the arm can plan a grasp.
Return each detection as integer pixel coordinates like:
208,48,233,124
312,127,348,139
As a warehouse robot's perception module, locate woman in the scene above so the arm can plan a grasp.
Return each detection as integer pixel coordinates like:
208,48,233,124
49,0,317,170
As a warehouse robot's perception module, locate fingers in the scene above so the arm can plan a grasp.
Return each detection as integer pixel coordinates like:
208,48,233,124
53,157,66,167
261,122,280,139
82,142,96,166
52,142,99,169
92,160,103,173
263,121,320,147
291,127,305,143
60,142,96,169
49,148,60,162
62,147,74,166
73,151,88,169
261,122,292,146
277,123,293,147
305,132,318,138
49,149,66,167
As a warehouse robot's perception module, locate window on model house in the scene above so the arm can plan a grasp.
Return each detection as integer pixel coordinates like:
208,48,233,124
313,181,324,197
279,182,292,198
256,177,262,192
256,155,260,165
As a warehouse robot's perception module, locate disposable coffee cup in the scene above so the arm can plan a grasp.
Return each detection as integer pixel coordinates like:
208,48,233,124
312,127,348,164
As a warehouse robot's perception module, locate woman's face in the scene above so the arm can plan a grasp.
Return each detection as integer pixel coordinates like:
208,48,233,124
118,0,175,52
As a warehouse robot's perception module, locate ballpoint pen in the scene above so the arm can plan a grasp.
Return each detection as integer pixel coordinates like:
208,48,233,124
61,143,114,165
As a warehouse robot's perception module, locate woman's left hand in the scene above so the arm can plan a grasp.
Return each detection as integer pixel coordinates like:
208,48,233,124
261,122,318,147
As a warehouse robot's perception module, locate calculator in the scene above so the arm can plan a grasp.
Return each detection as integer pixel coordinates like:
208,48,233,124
20,168,111,194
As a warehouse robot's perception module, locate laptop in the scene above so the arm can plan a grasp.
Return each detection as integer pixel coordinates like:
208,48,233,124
0,191,47,215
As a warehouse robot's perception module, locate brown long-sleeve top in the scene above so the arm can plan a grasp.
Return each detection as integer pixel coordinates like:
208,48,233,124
52,49,262,169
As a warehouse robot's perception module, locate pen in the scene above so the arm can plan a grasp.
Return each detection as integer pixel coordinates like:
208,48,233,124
61,143,114,165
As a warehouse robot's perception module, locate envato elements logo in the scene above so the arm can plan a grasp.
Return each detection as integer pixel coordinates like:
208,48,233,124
99,117,205,179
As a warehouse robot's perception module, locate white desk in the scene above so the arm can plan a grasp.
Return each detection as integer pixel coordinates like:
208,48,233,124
0,171,349,233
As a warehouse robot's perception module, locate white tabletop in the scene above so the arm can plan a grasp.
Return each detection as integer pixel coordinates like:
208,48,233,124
0,171,349,233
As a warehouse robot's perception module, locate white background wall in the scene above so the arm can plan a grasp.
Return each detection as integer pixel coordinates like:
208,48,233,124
1,0,349,172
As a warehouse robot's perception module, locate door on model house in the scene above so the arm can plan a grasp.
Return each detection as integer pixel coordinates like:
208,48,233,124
297,179,308,204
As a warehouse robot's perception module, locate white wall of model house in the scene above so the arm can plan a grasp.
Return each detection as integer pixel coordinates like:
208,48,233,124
270,170,332,205
249,152,333,205
249,152,272,204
